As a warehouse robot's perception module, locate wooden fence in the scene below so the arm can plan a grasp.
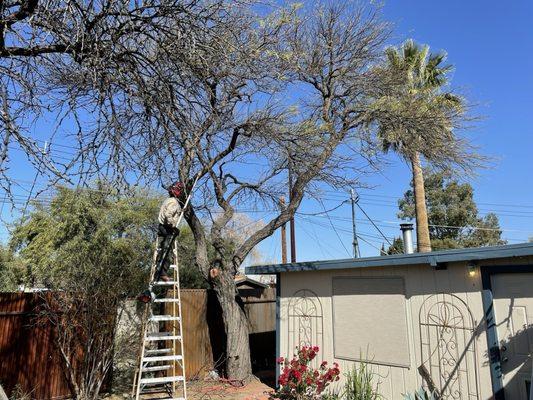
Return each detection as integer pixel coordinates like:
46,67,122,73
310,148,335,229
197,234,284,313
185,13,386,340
0,293,71,400
0,288,275,399
176,289,221,379
172,288,276,379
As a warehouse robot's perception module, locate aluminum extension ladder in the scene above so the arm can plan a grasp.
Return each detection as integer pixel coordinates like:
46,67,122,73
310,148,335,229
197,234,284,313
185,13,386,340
132,238,187,400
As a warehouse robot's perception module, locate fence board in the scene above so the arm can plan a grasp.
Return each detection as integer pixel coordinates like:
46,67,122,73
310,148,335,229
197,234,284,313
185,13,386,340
0,293,71,400
178,290,216,379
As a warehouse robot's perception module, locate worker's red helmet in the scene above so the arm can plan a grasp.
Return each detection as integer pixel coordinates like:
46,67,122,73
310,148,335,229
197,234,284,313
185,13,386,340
168,181,185,198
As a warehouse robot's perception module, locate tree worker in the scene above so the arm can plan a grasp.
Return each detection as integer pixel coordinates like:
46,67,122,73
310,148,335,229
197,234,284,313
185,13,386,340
137,181,184,303
155,181,184,282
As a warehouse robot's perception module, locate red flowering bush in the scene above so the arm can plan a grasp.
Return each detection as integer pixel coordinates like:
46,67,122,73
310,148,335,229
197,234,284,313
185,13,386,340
270,345,340,400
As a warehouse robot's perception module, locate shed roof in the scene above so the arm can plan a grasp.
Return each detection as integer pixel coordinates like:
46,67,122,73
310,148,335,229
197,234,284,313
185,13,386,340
245,242,533,275
234,274,268,288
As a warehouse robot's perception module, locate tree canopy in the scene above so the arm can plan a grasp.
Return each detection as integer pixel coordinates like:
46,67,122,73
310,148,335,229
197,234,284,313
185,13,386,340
0,244,24,290
5,185,162,399
394,170,506,251
8,185,156,292
368,39,478,171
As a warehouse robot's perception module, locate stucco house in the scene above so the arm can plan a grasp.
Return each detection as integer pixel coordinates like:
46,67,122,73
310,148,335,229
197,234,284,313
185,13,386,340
246,242,533,400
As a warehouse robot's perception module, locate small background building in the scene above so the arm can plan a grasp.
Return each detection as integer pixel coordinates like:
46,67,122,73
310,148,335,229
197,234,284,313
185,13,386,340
247,242,533,400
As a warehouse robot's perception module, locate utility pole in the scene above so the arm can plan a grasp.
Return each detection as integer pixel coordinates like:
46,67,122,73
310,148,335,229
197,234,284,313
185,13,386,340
350,189,360,258
280,197,287,263
288,159,296,263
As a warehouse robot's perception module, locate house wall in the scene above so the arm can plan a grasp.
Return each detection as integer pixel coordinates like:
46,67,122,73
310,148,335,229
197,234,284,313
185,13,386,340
278,256,533,400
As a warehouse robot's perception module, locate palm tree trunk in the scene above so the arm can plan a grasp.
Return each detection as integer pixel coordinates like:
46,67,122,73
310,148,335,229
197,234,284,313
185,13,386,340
411,152,431,252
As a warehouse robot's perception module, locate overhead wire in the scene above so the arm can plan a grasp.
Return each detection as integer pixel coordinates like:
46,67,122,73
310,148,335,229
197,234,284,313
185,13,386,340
298,221,334,259
322,189,533,209
318,199,351,257
2,163,532,248
355,234,384,252
355,202,393,246
1,188,529,236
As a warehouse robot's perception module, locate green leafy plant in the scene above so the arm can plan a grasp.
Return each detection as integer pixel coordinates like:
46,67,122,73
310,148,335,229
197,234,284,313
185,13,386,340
343,360,381,400
322,392,341,400
402,388,439,400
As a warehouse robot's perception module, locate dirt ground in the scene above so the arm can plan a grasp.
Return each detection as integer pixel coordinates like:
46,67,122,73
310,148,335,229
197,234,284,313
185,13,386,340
106,377,273,400
187,378,272,400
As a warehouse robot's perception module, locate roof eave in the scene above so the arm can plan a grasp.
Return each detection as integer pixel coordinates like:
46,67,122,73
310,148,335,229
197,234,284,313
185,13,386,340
245,242,533,275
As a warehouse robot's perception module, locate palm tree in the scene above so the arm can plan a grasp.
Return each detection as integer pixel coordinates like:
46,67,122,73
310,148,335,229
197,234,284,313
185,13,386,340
369,39,466,253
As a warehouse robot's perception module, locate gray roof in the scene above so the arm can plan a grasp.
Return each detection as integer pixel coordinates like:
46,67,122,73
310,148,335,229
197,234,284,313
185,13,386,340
235,275,268,288
245,242,533,275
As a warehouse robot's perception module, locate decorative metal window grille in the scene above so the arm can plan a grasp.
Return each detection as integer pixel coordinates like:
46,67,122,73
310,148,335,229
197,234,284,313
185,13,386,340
419,293,480,400
287,289,324,366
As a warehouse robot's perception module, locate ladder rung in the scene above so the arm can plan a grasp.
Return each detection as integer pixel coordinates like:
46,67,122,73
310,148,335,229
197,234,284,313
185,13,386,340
139,392,184,400
139,386,175,394
153,298,181,303
143,355,183,363
140,375,184,384
145,348,172,355
141,364,172,372
145,333,182,341
169,264,178,269
149,315,180,322
152,281,178,286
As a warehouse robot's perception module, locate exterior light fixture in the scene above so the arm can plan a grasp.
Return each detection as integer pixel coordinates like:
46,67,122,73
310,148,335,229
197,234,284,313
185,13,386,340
467,261,478,277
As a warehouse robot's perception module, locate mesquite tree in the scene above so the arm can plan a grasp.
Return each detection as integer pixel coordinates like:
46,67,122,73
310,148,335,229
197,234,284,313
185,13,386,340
1,1,393,380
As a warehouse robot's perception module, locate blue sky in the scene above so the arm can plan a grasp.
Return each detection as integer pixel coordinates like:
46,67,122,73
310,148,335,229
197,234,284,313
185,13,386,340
255,0,533,263
2,0,533,264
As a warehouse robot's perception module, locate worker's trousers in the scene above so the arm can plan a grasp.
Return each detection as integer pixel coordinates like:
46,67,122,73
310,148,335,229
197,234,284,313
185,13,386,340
155,223,178,280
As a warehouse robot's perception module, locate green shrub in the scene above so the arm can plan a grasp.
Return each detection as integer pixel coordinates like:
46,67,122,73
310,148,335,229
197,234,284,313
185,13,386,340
343,360,381,400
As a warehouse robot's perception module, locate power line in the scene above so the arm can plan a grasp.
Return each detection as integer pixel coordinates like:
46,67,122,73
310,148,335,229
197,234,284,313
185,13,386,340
299,214,528,244
356,203,392,246
322,189,533,210
298,221,336,259
2,189,528,236
321,198,533,219
355,234,383,252
304,212,532,234
297,215,397,242
318,199,351,257
297,200,349,216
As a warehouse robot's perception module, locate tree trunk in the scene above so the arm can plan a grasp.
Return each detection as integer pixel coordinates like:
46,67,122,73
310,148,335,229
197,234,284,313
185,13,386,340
411,152,431,252
213,271,252,381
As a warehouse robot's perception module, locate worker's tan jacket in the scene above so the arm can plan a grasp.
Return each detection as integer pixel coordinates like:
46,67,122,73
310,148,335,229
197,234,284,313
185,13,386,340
158,197,182,227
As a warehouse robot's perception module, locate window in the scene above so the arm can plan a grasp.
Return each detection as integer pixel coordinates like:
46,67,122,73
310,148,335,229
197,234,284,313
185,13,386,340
332,277,410,367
